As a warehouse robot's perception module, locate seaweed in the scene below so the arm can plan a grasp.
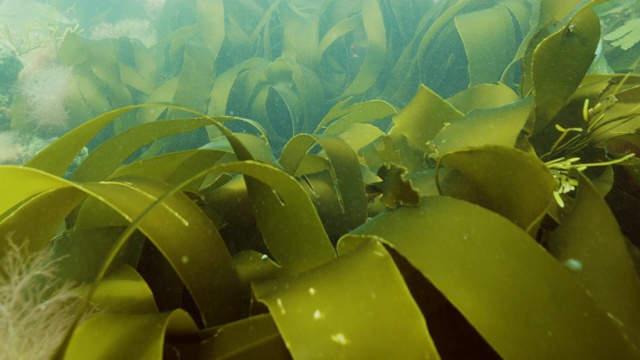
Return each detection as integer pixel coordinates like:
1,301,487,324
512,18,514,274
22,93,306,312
1,0,640,359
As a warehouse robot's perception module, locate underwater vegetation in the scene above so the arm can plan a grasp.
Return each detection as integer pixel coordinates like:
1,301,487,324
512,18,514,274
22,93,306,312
1,0,640,358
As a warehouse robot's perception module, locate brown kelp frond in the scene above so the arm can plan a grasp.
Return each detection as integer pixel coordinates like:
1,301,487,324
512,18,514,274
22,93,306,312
0,234,84,360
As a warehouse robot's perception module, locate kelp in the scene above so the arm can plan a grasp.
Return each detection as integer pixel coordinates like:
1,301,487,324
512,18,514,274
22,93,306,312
2,0,640,359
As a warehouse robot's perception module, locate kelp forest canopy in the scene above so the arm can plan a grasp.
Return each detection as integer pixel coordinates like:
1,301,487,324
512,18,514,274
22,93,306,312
1,0,640,359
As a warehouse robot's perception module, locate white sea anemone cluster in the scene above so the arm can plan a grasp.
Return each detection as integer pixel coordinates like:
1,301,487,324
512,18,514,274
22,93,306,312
0,237,84,360
0,131,22,164
142,0,167,19
18,63,74,131
90,19,156,47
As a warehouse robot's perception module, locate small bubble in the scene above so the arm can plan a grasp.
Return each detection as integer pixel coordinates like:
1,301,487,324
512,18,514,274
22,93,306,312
330,333,349,345
313,310,324,320
181,256,189,264
563,258,582,271
308,287,316,295
277,298,286,314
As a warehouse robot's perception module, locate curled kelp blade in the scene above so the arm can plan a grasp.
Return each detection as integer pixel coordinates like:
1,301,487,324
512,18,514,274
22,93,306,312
548,171,640,345
254,238,439,359
64,309,198,360
436,145,556,235
349,196,640,359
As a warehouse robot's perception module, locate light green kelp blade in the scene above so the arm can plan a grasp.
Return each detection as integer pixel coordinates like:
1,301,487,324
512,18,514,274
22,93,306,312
74,265,159,314
531,5,600,129
351,196,640,359
455,5,518,86
446,83,520,114
72,118,213,182
279,134,367,236
254,238,438,359
76,177,242,327
197,314,289,359
393,84,463,153
340,0,386,97
0,186,87,254
437,145,555,233
212,161,336,274
432,97,534,155
64,309,197,360
25,106,141,176
549,171,640,345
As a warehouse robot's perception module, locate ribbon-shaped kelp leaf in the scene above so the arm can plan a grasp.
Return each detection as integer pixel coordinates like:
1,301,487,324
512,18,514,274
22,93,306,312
497,0,534,83
339,0,386,97
186,114,335,274
59,33,134,113
116,37,157,96
432,96,534,155
279,1,320,67
415,0,490,97
197,313,289,359
166,42,216,120
393,84,464,153
233,250,284,285
379,0,455,103
108,150,225,187
63,309,198,360
51,227,145,286
76,176,242,325
454,5,518,87
387,0,430,43
530,5,600,130
437,145,555,234
73,265,159,314
0,166,241,327
316,16,360,64
138,78,180,123
570,74,627,103
206,161,336,275
25,106,141,176
222,58,316,146
590,85,640,143
313,99,397,136
72,118,213,182
197,0,225,62
253,238,438,359
207,58,264,117
538,0,608,30
333,124,386,163
350,196,640,359
446,83,520,114
25,104,225,179
279,134,367,236
289,60,326,135
66,35,136,132
548,171,640,345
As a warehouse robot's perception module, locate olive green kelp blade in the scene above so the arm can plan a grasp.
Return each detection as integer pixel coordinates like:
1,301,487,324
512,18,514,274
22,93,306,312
437,145,556,234
196,313,289,359
393,84,463,153
432,97,534,155
530,5,600,129
64,309,198,360
549,171,640,345
254,239,439,359
350,196,640,359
